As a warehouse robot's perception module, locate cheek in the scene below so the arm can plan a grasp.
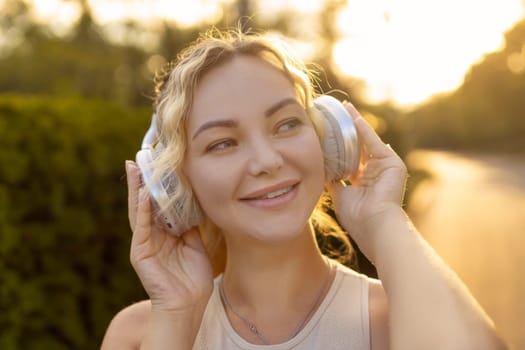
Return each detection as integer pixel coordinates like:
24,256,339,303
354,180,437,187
303,136,326,201
283,131,326,203
296,132,326,178
309,149,327,195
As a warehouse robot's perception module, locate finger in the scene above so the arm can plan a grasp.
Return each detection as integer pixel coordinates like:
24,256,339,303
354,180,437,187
342,102,378,158
131,187,153,252
126,160,141,230
342,100,361,122
342,101,394,160
354,115,394,160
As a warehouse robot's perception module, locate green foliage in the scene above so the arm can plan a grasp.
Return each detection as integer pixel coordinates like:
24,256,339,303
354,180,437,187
0,95,150,349
0,27,152,106
407,17,525,152
0,1,204,108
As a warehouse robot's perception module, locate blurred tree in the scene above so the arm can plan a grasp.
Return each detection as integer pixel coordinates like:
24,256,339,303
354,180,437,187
0,0,189,106
0,95,151,349
407,17,525,152
0,0,374,110
153,22,202,70
0,0,33,49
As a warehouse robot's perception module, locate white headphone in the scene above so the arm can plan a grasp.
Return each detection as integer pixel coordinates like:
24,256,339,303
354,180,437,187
136,95,360,236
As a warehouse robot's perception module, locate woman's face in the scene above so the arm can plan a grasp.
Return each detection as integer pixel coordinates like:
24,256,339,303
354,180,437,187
183,55,325,244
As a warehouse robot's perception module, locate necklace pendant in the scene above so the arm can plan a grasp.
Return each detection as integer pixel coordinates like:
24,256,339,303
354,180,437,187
249,323,258,333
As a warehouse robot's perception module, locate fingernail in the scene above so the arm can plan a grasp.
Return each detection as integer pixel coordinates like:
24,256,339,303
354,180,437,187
125,160,134,173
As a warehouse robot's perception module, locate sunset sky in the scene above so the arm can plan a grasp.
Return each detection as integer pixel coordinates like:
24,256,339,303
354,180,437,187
24,0,525,106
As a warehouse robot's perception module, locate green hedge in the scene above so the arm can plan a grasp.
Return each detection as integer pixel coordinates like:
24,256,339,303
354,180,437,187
0,95,151,349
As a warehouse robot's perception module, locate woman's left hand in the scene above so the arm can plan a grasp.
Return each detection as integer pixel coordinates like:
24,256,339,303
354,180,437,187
327,102,408,254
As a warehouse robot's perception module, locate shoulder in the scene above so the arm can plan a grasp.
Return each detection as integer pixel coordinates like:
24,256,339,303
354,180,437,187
333,264,389,349
368,278,390,350
100,300,151,350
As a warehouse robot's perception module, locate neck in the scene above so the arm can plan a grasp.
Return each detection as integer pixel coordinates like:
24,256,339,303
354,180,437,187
225,220,318,261
220,223,334,343
224,223,325,296
220,256,334,345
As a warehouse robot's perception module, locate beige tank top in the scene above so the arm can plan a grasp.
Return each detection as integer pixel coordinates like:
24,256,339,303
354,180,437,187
193,262,371,350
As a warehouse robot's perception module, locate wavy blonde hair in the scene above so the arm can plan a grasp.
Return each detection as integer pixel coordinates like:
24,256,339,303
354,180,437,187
152,29,354,274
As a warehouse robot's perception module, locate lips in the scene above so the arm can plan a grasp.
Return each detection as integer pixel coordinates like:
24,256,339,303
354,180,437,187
241,181,299,207
241,180,299,201
249,185,294,200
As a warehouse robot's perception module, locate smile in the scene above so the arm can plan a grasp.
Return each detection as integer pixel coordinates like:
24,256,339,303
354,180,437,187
240,182,299,209
253,185,294,200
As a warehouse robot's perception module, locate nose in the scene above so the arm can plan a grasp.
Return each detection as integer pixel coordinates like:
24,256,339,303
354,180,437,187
247,137,284,176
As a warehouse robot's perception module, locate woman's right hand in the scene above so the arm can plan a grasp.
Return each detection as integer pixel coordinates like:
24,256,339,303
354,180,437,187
125,160,213,314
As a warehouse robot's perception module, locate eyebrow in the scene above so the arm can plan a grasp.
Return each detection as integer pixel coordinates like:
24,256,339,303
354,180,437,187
191,119,239,140
191,97,301,141
264,97,301,117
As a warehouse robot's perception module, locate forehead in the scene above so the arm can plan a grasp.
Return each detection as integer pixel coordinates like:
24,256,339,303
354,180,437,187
187,55,299,130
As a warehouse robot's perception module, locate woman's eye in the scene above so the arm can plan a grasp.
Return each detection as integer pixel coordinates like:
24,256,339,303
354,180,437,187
276,118,302,134
206,139,236,153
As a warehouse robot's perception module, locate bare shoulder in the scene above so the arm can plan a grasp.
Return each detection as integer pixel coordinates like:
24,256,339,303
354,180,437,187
368,279,390,350
100,300,151,350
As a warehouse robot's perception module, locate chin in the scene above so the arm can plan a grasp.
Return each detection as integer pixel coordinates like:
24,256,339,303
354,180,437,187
239,213,314,245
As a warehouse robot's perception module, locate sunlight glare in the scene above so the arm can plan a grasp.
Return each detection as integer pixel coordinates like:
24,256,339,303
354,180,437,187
256,0,323,14
21,0,525,107
88,0,225,27
31,0,81,35
334,0,524,106
507,44,525,74
152,0,224,27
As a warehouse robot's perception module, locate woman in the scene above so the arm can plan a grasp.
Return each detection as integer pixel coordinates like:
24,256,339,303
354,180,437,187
101,30,506,349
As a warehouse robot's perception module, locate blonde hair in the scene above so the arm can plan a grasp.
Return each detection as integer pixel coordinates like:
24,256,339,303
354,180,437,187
153,29,354,274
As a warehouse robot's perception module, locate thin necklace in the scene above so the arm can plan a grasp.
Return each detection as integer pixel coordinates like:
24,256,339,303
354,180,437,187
219,259,334,345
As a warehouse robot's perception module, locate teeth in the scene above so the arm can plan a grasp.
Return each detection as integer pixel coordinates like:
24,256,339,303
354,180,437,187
257,186,293,199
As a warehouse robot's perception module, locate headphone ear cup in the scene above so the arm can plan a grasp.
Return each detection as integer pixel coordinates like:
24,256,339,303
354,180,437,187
136,146,202,235
313,95,360,181
322,112,347,181
135,148,176,231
